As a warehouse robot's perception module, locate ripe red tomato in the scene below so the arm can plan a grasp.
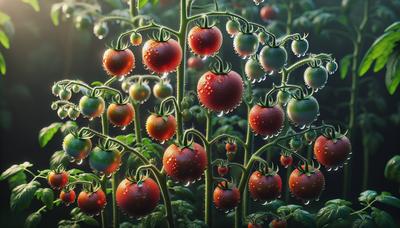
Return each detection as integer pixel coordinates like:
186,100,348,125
213,182,240,210
163,143,207,183
314,135,351,169
248,170,282,202
102,48,135,77
248,223,262,228
89,147,121,176
280,155,293,168
60,189,76,204
289,165,325,201
48,171,69,190
146,114,176,141
188,25,223,56
187,56,205,70
249,104,285,137
142,38,182,74
63,133,92,160
260,6,278,22
270,219,287,228
79,96,105,118
225,142,237,153
107,103,135,127
197,70,244,113
233,32,259,58
116,178,160,217
77,189,107,215
217,165,229,176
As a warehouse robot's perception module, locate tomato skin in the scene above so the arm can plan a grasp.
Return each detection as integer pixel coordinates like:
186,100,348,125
247,223,262,228
287,96,319,127
270,219,287,228
79,96,105,118
225,142,237,153
163,143,207,183
153,81,173,99
280,155,293,168
217,166,229,176
314,135,351,168
233,32,259,58
277,90,291,106
48,171,69,189
248,171,282,201
326,61,338,74
103,48,135,77
116,178,160,217
188,26,223,56
260,6,278,21
107,103,135,127
77,189,107,215
187,56,205,70
63,133,92,160
245,58,266,82
130,33,142,46
213,184,240,210
291,39,309,57
289,166,325,200
197,71,244,113
89,147,121,175
142,39,182,74
249,105,285,137
146,114,176,141
129,82,151,103
259,46,287,72
304,66,328,90
226,20,240,36
60,189,76,204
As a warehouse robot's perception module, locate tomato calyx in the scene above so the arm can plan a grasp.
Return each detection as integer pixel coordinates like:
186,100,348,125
151,28,172,42
209,55,232,75
197,15,215,29
216,180,237,190
258,162,279,177
321,126,348,142
296,160,320,176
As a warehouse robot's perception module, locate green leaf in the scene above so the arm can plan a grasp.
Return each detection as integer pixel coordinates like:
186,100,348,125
91,81,103,86
60,121,78,134
340,54,352,79
359,27,400,76
358,190,378,204
25,212,42,228
170,186,195,202
139,0,149,8
76,213,99,226
325,199,352,206
10,181,40,211
290,209,316,228
39,122,62,147
371,207,396,228
0,161,32,181
385,51,400,94
0,11,11,24
316,203,352,227
264,200,285,212
0,30,10,49
50,4,62,26
0,51,5,75
21,0,40,12
375,194,400,208
277,204,303,215
35,188,54,209
50,150,69,169
384,155,400,183
8,171,27,189
115,134,135,146
353,217,375,228
385,22,400,32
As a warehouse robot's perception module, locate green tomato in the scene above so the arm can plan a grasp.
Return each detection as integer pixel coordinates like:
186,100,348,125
130,32,142,46
153,81,173,100
259,46,287,72
57,108,68,119
129,82,151,103
89,147,121,176
79,96,105,118
93,23,109,39
291,39,309,57
245,58,266,83
63,133,92,160
226,20,240,37
67,107,80,120
277,90,291,106
384,155,400,183
289,136,303,151
233,32,259,58
287,96,319,127
326,61,338,75
74,15,91,30
304,66,328,90
257,32,269,45
52,84,62,96
59,89,72,101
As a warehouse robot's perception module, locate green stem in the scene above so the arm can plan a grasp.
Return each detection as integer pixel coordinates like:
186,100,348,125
111,174,118,228
204,110,213,226
100,113,109,228
286,0,294,34
129,0,138,18
132,101,142,142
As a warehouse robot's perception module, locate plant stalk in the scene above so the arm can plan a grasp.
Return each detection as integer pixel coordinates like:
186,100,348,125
205,110,213,226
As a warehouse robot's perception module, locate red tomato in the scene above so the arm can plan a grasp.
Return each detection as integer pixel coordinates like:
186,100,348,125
197,70,244,113
280,155,293,168
248,223,262,228
107,103,135,127
102,48,135,77
146,114,177,141
260,6,278,22
314,135,351,169
249,104,284,137
213,182,240,210
116,178,160,217
163,143,207,183
270,219,287,228
225,142,238,153
48,171,69,190
142,39,182,74
188,26,223,56
217,166,229,176
248,170,282,201
77,189,107,215
289,166,325,201
187,56,205,70
60,189,76,204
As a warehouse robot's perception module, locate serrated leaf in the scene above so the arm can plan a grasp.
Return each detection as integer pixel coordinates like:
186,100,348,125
10,181,40,211
50,150,69,169
115,134,135,146
375,194,400,208
79,213,99,226
69,169,84,175
8,171,27,189
340,54,352,79
371,207,396,228
358,190,377,204
353,217,375,228
35,188,54,209
0,161,32,181
170,186,195,201
0,11,11,24
0,30,9,49
50,4,62,26
139,0,148,8
22,0,40,12
325,199,352,206
277,204,303,215
316,203,352,227
25,212,41,228
290,209,316,228
39,122,62,147
385,51,400,95
0,51,5,75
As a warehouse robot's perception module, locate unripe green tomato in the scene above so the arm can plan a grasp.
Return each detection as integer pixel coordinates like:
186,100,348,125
153,81,173,100
287,96,319,127
245,58,265,83
233,32,259,58
130,32,142,46
93,23,109,39
63,133,92,160
61,4,73,17
121,81,131,93
75,15,91,30
258,32,269,45
129,82,151,103
68,107,80,120
181,96,194,109
326,61,338,74
195,112,206,123
259,46,288,72
89,147,121,175
226,20,240,37
304,130,317,143
51,103,58,110
384,155,400,183
291,39,309,57
277,90,291,106
181,109,192,122
59,89,72,101
304,66,328,90
79,96,105,118
72,85,81,93
52,84,62,96
289,136,303,151
57,108,68,119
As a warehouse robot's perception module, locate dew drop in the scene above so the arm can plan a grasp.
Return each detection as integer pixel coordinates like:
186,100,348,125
118,76,125,82
76,159,83,165
121,126,127,131
184,181,191,187
217,111,224,117
303,200,310,205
